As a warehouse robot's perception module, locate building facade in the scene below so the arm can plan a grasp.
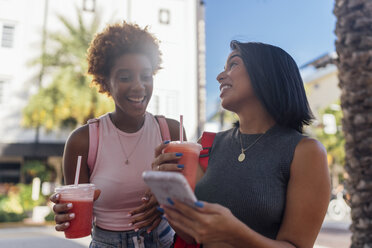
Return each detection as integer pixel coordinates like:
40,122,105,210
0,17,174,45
0,0,205,183
300,52,340,121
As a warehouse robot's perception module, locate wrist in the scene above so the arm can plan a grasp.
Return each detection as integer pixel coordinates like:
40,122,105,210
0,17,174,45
226,220,252,247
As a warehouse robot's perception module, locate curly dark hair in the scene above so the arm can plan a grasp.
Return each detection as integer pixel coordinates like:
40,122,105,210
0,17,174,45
87,22,162,96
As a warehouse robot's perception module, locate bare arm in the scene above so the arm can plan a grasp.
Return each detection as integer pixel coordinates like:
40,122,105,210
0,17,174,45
63,125,90,185
163,137,330,248
228,138,331,247
165,117,187,141
50,125,93,231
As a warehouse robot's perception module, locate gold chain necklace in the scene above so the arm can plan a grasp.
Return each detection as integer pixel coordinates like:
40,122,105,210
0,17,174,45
115,123,145,165
238,131,266,162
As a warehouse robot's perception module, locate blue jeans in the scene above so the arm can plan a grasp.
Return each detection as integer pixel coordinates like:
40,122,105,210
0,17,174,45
90,219,174,248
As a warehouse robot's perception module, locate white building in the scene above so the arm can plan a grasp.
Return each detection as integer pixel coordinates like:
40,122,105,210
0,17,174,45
300,52,340,121
0,0,205,183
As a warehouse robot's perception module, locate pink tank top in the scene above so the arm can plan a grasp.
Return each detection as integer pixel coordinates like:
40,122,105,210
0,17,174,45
90,112,163,231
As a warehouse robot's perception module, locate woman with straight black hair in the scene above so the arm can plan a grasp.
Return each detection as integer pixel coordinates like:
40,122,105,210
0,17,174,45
153,41,331,247
230,41,313,133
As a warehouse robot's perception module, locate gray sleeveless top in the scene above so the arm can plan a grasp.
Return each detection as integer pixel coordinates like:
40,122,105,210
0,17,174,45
194,124,304,239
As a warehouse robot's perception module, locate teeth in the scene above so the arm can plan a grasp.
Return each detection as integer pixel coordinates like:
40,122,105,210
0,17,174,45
128,96,145,102
221,85,232,91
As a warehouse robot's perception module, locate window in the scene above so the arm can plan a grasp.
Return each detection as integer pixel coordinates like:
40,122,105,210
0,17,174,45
0,163,21,183
159,9,170,25
83,0,96,12
1,24,15,48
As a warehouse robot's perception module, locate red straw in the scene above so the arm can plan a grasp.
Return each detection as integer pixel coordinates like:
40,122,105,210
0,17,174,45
179,115,183,143
74,156,82,186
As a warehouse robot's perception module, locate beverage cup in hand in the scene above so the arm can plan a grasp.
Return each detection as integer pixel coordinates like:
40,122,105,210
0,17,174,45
163,142,202,190
55,184,95,239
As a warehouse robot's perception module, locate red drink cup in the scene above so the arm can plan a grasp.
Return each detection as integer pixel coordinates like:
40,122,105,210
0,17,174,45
163,142,202,190
55,184,95,239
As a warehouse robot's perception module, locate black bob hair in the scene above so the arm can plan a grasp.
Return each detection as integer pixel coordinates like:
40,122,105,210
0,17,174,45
230,41,313,133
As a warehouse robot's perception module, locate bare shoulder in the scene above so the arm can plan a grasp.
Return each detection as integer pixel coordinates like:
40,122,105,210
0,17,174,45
277,137,330,246
63,124,91,184
291,137,329,176
165,118,185,141
295,137,327,160
65,124,90,150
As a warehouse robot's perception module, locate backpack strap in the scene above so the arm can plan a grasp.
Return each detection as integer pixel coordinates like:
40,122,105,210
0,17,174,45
199,131,216,172
87,118,99,173
155,115,171,141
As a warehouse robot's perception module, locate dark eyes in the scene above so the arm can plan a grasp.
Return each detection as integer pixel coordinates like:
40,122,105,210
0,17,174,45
141,75,152,81
229,62,238,69
118,74,152,82
119,76,130,82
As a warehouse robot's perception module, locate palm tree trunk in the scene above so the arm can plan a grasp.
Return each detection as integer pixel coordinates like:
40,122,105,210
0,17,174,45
334,0,372,247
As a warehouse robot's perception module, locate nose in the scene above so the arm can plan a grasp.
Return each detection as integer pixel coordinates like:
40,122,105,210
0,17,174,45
132,76,146,91
216,71,225,83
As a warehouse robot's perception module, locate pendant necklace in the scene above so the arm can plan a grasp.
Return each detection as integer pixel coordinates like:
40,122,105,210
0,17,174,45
238,131,266,162
115,121,145,165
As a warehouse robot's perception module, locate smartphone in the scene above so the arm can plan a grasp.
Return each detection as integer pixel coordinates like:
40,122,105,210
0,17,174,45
142,171,197,207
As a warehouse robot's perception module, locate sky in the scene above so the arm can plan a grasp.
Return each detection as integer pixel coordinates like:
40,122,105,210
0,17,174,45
204,0,337,119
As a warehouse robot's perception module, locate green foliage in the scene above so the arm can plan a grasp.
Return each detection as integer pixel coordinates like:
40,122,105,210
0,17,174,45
22,7,114,131
313,103,345,167
44,211,55,222
209,109,239,126
0,184,45,214
18,184,46,212
0,211,27,223
21,160,50,183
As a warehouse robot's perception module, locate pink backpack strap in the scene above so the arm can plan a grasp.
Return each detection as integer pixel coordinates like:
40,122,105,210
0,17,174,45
155,115,171,141
87,118,99,173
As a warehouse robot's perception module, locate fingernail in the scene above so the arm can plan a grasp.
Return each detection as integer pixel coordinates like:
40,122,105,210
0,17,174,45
147,229,151,234
65,222,70,227
55,193,60,199
67,203,73,208
167,198,174,205
177,164,184,168
69,213,75,219
164,140,170,144
128,223,133,227
141,196,149,201
126,213,132,217
157,207,164,213
134,228,139,232
175,153,183,157
195,201,204,208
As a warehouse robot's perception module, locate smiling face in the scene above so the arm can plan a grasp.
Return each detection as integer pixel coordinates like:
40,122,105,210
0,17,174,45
217,51,258,113
108,53,153,118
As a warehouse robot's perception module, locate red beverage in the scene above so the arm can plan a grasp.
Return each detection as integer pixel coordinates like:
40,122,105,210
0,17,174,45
60,200,93,239
163,142,202,190
55,183,95,239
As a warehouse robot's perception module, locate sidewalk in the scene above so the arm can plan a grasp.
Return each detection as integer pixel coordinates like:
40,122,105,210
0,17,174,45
0,215,352,248
0,224,91,248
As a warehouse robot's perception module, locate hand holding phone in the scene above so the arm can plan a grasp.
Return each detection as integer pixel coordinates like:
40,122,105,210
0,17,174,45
142,171,197,207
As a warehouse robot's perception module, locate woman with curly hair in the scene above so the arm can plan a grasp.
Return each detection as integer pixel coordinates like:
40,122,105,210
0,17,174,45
50,22,184,248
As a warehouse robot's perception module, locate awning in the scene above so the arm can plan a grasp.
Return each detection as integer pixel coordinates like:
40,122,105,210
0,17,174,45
0,143,65,157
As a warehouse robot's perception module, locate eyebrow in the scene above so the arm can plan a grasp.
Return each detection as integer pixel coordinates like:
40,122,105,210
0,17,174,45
116,68,152,73
224,54,242,70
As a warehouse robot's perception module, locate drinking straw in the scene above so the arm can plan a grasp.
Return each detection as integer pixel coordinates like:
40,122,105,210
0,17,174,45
180,115,183,143
74,156,82,186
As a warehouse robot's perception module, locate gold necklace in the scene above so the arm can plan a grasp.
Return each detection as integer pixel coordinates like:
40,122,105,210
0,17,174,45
238,131,266,162
115,122,145,165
